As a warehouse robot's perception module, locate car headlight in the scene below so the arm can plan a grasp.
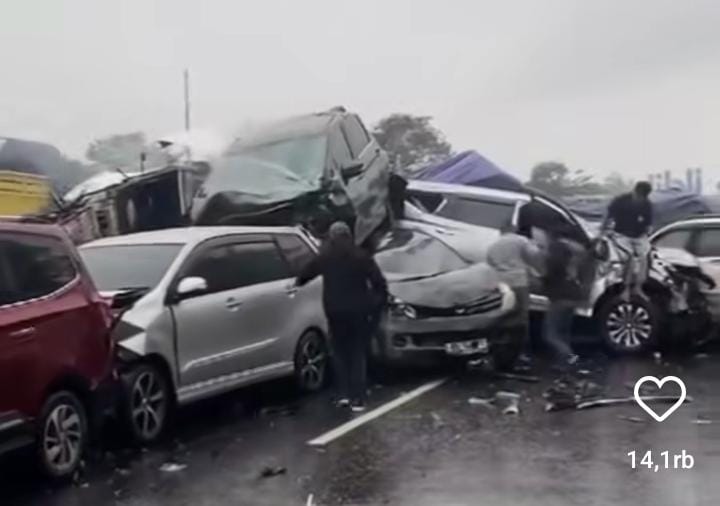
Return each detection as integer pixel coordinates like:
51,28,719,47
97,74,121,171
389,296,417,319
497,282,516,311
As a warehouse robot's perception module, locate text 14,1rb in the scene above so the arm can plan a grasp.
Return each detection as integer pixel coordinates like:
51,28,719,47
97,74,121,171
628,451,695,471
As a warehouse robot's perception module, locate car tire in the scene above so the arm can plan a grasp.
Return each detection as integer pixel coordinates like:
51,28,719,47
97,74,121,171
36,391,88,480
294,330,328,393
598,293,659,354
122,362,172,445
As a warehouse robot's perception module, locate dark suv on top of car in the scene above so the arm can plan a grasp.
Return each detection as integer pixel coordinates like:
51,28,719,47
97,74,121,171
192,107,390,246
0,221,114,478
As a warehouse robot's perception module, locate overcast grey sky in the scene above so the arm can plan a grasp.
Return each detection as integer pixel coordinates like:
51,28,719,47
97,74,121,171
1,0,719,183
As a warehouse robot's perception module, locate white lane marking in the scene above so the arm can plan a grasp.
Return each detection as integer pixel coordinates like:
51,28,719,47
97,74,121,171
307,378,447,447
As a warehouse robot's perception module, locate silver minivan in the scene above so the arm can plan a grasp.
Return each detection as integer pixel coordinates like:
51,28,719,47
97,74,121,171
79,226,328,443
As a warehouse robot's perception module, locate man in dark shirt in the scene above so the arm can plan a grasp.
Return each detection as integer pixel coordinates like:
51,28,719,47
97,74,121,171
602,181,654,297
296,221,388,412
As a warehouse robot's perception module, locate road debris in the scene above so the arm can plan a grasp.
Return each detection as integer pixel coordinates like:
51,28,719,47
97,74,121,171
306,493,316,506
468,397,495,408
653,352,662,364
159,462,187,473
578,395,693,410
618,415,645,424
260,466,287,478
493,372,540,383
693,419,713,425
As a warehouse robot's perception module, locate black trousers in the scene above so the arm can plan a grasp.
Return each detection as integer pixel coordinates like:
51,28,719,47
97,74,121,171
327,311,371,404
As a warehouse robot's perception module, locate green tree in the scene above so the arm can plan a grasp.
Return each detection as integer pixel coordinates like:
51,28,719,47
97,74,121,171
372,114,452,173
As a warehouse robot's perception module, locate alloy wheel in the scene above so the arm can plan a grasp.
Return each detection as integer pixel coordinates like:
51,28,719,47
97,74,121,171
606,302,653,350
43,402,83,476
298,333,327,391
130,369,167,442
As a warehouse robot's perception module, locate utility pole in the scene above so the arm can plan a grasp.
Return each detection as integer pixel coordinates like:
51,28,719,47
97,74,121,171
183,69,191,132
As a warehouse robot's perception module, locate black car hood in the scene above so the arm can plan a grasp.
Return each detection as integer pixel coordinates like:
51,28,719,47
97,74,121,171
388,263,501,308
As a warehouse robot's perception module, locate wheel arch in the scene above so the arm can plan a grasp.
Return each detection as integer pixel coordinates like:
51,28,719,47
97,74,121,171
43,373,92,411
133,353,178,400
592,279,671,319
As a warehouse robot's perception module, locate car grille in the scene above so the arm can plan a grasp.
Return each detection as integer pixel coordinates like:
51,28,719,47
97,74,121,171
412,289,503,318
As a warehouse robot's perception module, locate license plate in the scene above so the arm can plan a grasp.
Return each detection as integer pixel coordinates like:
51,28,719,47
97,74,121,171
445,338,489,356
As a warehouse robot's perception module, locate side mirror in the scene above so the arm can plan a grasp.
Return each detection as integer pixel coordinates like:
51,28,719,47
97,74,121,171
341,162,364,182
175,276,208,300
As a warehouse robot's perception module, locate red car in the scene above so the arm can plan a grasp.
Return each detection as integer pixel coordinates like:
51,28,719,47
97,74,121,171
0,221,114,478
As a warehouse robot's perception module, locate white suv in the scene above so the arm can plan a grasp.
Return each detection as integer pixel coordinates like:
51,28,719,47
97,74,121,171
405,180,716,354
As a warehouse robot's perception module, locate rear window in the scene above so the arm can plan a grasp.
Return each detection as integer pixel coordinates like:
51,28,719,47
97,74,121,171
436,197,514,229
0,233,76,305
375,228,468,278
80,244,183,292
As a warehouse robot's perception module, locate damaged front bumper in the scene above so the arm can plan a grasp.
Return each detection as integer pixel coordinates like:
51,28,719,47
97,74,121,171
376,284,522,364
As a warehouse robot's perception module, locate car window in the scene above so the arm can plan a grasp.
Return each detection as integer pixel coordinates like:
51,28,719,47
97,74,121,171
328,127,353,171
342,116,370,159
185,244,234,294
0,233,76,305
653,229,692,251
80,244,183,292
276,234,315,275
374,228,468,278
694,229,720,257
226,241,291,287
437,197,515,229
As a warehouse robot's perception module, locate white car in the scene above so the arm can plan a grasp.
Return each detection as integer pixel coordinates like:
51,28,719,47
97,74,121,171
404,180,716,354
80,226,328,443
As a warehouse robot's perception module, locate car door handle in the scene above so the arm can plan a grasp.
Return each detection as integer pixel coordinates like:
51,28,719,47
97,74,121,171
9,327,35,341
286,287,298,298
225,298,243,311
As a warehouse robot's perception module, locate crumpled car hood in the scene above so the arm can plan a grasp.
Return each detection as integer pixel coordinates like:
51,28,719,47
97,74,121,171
388,263,501,308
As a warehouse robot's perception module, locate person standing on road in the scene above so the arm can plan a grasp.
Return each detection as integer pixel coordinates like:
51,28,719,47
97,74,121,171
542,227,586,370
296,221,388,412
486,219,543,364
601,181,654,297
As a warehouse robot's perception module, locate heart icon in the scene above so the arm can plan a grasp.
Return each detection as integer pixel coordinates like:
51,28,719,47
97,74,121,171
633,376,687,422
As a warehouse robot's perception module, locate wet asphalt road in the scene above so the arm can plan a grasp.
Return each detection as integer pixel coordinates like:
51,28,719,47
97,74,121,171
3,348,720,506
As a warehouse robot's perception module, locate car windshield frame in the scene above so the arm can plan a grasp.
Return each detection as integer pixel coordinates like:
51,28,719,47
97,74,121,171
80,243,184,292
232,134,328,183
374,228,470,279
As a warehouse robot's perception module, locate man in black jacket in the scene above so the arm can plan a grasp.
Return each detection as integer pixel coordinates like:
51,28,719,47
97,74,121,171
296,221,388,412
542,229,586,369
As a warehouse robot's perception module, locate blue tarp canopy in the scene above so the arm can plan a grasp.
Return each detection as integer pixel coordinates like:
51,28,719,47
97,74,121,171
415,150,525,192
565,188,712,229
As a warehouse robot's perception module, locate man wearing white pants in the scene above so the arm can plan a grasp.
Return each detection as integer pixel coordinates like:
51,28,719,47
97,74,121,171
601,181,654,297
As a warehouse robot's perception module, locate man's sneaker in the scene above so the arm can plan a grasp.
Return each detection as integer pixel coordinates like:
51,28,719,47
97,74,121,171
336,398,350,408
351,404,367,413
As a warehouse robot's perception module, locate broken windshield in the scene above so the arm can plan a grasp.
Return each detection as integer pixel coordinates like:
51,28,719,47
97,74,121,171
235,135,327,183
